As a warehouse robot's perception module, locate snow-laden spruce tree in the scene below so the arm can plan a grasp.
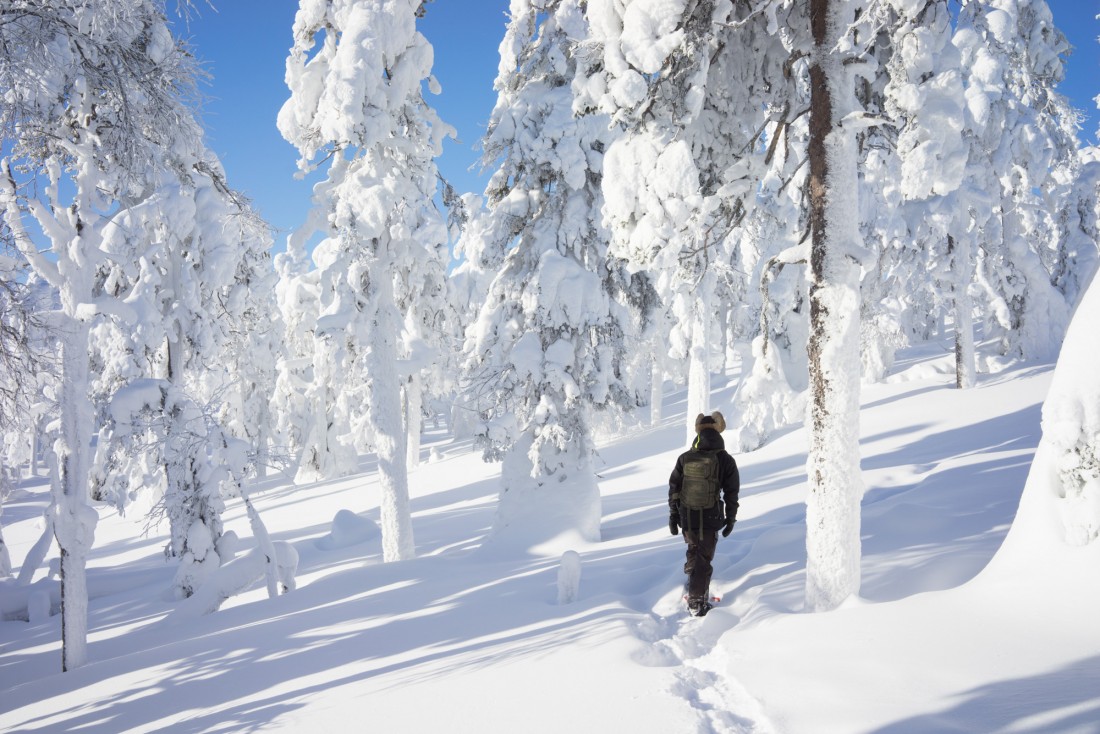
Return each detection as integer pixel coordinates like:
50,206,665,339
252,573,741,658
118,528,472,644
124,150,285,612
463,0,631,549
278,0,452,561
88,152,276,599
449,194,509,441
876,0,976,387
955,0,1075,362
271,217,327,473
1052,146,1100,305
214,210,281,478
582,0,786,444
0,0,204,670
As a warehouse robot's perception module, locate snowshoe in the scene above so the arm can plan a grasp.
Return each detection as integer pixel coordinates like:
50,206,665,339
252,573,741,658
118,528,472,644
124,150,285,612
687,598,712,617
683,592,721,617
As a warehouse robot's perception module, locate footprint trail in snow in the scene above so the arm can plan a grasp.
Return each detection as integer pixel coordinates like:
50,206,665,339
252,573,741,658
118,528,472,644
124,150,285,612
630,586,778,734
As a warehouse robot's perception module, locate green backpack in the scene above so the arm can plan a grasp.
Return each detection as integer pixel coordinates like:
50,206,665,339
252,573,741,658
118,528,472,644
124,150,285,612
680,450,721,510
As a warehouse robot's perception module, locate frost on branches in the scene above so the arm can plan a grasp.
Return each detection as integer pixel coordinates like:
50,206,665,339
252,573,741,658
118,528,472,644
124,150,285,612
278,0,453,562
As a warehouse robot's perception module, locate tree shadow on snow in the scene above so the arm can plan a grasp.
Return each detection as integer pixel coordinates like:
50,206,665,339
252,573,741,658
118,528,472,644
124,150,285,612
869,655,1100,734
0,540,671,733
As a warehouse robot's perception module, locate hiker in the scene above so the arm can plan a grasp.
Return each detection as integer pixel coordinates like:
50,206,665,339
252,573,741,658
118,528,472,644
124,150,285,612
668,411,740,616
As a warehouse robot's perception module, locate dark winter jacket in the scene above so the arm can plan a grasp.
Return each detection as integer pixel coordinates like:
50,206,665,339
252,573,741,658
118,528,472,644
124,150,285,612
668,428,740,532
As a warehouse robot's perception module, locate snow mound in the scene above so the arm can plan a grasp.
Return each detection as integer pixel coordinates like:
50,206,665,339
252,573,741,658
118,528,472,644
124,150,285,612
314,509,380,551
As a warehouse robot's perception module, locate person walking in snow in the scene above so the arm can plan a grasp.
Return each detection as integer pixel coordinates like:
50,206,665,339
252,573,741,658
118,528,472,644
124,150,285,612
668,411,740,616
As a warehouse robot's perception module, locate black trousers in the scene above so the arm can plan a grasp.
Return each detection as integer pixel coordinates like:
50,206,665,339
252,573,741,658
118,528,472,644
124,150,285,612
682,528,718,600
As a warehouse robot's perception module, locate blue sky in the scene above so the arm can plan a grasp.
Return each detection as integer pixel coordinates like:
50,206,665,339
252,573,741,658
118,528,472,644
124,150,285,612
176,1,1099,247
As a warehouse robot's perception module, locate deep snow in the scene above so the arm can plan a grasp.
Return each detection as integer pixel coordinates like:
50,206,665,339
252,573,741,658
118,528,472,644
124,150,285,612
2,341,1099,733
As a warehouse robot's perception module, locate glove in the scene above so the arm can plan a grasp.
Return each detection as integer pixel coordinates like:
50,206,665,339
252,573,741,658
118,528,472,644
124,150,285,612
669,514,680,536
722,517,735,538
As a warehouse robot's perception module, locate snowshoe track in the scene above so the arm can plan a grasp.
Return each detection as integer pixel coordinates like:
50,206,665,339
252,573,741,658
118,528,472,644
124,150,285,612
630,590,777,733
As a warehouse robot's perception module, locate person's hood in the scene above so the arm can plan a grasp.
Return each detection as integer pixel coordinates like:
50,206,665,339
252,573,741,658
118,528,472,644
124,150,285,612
696,427,725,451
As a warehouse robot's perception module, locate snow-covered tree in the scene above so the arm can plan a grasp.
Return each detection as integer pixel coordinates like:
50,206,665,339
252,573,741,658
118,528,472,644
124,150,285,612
464,0,631,548
1049,145,1100,307
215,212,281,477
93,380,250,597
448,193,508,441
278,0,452,561
88,152,277,598
877,0,975,387
956,0,1075,361
271,223,324,467
583,0,786,443
0,0,204,670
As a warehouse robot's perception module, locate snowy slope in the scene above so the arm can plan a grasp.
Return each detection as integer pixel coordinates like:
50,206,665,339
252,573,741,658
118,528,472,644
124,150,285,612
2,342,1098,733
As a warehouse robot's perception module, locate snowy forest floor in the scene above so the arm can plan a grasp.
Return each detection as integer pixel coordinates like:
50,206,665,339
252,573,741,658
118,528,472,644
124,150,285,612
2,340,1099,733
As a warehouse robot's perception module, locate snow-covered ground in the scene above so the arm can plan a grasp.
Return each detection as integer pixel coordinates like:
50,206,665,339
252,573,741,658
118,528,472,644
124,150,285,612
2,341,1099,733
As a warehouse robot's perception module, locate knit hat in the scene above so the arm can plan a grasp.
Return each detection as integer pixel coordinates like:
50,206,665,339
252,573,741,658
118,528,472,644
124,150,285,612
694,411,726,434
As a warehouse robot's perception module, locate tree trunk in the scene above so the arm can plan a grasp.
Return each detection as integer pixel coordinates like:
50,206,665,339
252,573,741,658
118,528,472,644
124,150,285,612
949,235,975,389
686,286,712,445
804,0,864,612
56,318,97,670
372,268,415,563
0,502,11,578
650,357,663,428
28,430,40,478
164,325,186,558
405,374,422,471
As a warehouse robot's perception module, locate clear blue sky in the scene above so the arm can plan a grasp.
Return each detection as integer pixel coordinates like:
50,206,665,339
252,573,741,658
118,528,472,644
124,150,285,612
176,1,508,244
176,1,1099,247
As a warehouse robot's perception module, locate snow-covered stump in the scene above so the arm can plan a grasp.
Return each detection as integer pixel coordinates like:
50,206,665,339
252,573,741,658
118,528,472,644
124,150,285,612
557,550,582,605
